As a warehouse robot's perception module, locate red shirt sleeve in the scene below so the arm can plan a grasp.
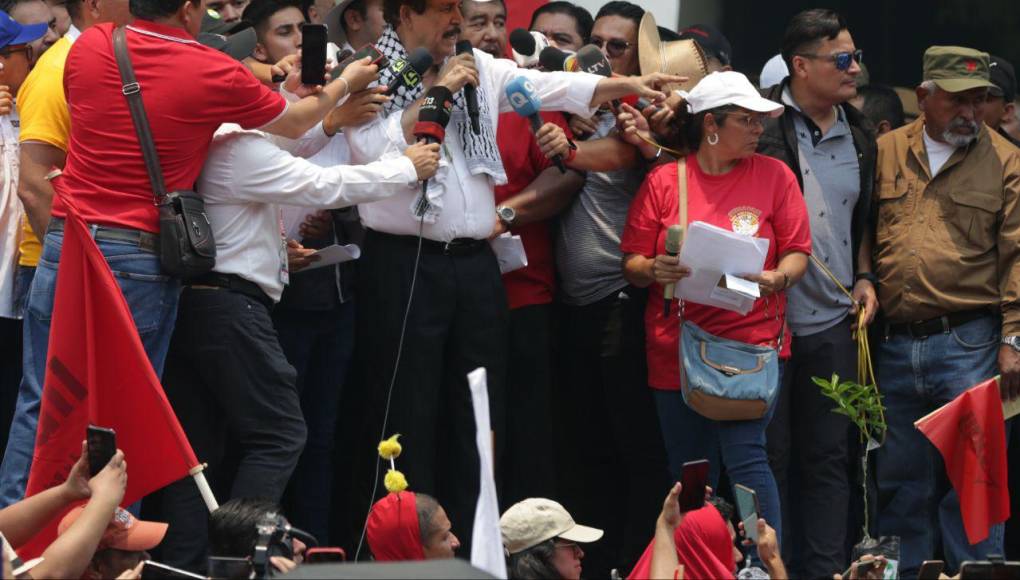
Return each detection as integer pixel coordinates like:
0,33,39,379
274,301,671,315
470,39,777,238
219,59,287,130
621,163,671,257
770,161,812,256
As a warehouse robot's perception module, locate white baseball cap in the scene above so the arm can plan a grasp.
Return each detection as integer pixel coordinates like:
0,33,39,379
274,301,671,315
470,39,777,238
759,53,789,89
500,498,603,555
679,71,784,117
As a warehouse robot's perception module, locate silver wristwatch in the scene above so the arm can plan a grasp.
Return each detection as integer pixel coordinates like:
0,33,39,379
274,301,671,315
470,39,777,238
1002,336,1020,352
496,205,517,227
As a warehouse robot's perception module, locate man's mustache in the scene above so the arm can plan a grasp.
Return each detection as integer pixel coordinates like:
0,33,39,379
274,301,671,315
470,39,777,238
443,27,462,38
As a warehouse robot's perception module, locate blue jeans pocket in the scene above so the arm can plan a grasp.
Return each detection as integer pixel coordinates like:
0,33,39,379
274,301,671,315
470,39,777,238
950,318,999,349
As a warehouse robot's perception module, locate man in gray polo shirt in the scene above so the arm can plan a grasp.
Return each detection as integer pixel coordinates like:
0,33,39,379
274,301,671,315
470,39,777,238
757,9,878,578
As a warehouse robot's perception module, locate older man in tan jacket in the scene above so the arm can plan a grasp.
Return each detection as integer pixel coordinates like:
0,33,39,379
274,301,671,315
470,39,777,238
872,45,1020,578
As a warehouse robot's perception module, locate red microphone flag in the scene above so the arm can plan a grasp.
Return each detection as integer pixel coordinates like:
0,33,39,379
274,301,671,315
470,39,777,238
915,377,1010,545
19,201,199,556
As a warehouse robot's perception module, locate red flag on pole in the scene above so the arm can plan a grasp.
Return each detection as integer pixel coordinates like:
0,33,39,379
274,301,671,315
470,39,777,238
915,377,1010,545
19,201,200,556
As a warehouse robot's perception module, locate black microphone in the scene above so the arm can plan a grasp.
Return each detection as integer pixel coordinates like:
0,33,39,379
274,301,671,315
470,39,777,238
538,46,578,72
385,47,433,96
663,225,684,316
509,28,547,68
576,44,612,77
455,40,481,134
412,86,454,216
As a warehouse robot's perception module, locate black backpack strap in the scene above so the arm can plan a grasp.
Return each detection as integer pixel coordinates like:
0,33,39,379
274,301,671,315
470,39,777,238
112,26,166,205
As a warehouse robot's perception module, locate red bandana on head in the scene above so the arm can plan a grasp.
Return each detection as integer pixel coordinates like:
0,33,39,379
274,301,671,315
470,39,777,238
366,491,426,561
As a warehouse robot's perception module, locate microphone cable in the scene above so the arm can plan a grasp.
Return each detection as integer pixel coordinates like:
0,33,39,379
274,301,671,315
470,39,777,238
355,207,428,560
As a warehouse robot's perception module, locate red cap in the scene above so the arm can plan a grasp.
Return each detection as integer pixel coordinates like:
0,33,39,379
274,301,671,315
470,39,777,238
366,492,425,561
58,507,167,552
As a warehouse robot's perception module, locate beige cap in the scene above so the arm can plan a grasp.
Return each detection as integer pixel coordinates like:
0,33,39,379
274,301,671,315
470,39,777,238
500,498,603,555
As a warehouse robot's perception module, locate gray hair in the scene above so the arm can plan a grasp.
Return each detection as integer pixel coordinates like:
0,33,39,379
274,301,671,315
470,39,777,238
919,80,939,94
415,493,442,546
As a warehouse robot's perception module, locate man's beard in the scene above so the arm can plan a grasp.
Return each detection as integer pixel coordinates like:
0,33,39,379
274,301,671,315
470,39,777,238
941,116,980,147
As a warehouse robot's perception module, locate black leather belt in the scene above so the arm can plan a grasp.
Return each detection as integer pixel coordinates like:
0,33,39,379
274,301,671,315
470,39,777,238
186,273,273,309
367,229,489,256
885,308,993,339
48,217,159,253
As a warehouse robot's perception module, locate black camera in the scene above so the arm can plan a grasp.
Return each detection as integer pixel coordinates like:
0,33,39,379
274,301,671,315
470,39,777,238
251,512,317,578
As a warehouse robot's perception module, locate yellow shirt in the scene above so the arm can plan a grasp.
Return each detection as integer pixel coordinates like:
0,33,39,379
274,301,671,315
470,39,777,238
17,32,75,267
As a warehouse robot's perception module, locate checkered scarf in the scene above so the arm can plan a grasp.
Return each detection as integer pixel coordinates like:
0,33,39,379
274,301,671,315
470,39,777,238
375,26,507,186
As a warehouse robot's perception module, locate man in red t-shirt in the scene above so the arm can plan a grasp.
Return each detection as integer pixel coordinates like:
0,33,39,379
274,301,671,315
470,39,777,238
461,0,584,507
7,0,378,507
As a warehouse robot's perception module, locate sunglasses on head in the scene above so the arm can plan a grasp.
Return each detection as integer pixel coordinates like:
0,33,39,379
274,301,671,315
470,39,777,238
590,36,633,58
797,49,863,71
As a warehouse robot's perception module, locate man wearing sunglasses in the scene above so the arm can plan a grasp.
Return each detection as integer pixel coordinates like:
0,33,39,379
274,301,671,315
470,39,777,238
758,9,877,579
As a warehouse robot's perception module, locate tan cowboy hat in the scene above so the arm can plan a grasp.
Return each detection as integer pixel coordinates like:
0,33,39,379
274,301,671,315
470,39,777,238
638,11,707,93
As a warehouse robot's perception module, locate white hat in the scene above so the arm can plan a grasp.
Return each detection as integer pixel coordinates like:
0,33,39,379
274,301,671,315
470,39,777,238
679,71,784,117
500,498,603,555
759,53,789,89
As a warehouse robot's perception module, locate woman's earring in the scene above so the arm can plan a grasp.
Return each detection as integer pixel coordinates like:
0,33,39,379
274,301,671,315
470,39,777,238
707,133,720,146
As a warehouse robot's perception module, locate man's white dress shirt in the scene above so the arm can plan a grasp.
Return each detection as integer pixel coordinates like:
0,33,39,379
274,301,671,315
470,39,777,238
346,48,602,242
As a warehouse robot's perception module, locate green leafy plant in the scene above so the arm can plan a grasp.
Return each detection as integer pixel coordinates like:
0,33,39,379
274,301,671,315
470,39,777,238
813,373,887,541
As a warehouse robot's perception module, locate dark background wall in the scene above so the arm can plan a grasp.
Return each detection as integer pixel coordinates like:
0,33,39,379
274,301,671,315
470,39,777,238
721,0,1020,88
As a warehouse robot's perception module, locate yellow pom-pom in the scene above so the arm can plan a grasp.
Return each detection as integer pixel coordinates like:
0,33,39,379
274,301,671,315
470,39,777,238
384,469,408,493
378,434,403,460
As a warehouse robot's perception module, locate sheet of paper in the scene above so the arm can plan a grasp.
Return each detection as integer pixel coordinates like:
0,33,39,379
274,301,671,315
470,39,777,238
490,233,528,274
723,274,761,299
295,244,361,272
676,221,769,315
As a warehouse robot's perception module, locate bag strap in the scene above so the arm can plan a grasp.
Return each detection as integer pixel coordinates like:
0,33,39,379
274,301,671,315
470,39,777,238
112,26,166,205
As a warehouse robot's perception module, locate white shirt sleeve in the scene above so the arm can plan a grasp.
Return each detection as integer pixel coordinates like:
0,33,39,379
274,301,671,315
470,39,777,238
204,131,419,209
265,122,331,159
480,51,602,118
346,110,411,165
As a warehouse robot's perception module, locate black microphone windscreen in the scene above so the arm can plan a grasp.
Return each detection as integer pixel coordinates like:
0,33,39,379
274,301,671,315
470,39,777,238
407,47,434,74
577,44,612,77
455,39,473,55
539,46,569,71
509,28,536,56
418,86,454,128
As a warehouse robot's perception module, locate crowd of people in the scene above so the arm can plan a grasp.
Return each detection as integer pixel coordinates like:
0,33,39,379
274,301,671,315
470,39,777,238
0,0,1018,577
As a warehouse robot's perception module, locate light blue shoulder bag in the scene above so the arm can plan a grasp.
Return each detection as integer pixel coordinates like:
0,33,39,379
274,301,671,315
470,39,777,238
674,157,782,421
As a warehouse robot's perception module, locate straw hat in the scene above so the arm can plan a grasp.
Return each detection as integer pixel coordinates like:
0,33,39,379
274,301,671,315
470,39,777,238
638,11,708,93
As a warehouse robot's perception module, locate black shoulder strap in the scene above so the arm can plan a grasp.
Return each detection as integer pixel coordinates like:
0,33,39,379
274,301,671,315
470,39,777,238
112,26,166,204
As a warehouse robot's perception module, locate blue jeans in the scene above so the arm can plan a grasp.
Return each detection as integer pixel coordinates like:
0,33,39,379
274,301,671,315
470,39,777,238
652,378,782,547
0,228,180,507
12,266,34,318
876,315,1008,578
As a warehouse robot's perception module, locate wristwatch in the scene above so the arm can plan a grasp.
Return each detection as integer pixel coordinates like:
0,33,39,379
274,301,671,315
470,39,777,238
496,205,517,228
1002,336,1020,352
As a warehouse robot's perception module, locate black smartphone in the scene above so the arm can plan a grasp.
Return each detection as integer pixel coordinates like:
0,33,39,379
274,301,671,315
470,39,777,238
733,484,760,543
208,557,252,580
140,561,205,579
86,425,116,478
960,561,994,579
677,459,709,512
306,547,346,563
301,24,328,86
918,560,944,580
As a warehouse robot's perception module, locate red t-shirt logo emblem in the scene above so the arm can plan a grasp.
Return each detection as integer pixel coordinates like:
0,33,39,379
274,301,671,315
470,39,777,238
966,60,977,72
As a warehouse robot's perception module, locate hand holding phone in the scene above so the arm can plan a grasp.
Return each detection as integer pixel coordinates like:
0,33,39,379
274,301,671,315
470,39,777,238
676,460,709,512
86,425,116,478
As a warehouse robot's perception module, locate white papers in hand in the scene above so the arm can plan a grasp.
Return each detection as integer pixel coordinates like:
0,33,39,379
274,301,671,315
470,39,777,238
676,221,769,315
490,233,528,274
296,244,361,272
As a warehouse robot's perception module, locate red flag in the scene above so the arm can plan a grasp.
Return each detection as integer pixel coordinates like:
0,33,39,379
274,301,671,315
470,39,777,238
19,201,199,556
915,377,1010,545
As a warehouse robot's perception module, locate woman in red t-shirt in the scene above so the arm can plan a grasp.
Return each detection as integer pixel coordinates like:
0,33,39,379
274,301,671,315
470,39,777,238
620,71,812,542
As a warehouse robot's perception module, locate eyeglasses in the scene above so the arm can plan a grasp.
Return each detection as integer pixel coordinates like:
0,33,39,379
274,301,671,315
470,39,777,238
0,44,32,61
589,36,633,58
728,113,768,129
796,49,863,72
554,541,581,554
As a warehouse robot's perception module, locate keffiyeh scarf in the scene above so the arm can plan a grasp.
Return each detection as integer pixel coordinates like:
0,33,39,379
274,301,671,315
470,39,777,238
375,27,507,221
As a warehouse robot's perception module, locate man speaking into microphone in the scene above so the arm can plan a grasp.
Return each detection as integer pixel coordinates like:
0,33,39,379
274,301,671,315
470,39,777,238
347,0,680,549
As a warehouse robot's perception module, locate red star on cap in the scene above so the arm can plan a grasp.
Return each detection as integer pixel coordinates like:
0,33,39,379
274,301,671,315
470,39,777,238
966,60,977,72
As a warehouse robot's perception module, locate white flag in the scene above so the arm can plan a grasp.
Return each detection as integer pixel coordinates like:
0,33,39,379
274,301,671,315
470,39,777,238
468,368,508,579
